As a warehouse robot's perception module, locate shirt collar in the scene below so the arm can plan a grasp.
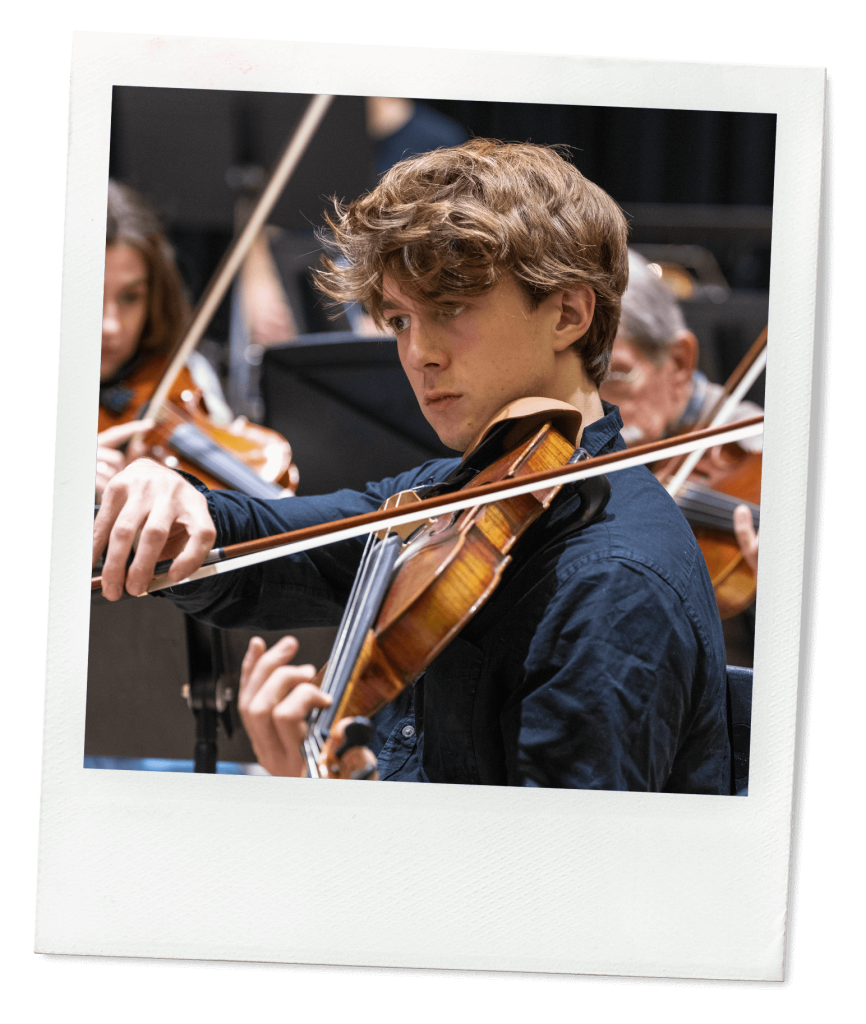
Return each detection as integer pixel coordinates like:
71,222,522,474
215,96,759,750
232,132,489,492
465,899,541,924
423,403,625,497
676,370,709,431
580,403,626,456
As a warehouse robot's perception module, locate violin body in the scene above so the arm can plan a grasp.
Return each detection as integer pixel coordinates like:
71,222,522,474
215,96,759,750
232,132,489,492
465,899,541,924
99,354,299,494
313,419,576,778
656,442,761,619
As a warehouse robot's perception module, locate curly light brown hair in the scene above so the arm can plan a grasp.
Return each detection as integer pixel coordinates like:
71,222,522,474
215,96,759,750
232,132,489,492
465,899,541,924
106,180,191,359
315,139,629,386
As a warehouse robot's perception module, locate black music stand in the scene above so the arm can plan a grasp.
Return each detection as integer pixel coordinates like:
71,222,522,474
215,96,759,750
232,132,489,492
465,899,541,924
261,334,454,497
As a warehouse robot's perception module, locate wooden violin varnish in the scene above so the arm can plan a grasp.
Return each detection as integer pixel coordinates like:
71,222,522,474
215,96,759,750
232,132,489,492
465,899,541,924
307,399,581,779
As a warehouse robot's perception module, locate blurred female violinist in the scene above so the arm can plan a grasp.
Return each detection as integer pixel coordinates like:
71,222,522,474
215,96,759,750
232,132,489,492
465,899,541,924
96,181,233,500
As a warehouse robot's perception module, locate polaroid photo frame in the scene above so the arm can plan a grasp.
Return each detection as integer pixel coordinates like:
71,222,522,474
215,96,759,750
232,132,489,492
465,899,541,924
36,31,824,980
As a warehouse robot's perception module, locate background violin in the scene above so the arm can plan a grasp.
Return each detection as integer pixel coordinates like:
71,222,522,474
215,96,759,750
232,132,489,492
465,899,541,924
99,353,299,498
659,327,767,619
663,443,761,619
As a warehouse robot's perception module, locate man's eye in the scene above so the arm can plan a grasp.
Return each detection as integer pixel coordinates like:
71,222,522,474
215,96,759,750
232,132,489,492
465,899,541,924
387,315,411,334
118,290,145,306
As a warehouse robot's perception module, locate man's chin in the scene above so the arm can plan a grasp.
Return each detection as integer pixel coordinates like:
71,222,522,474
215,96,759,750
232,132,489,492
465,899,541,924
423,409,474,452
435,429,470,453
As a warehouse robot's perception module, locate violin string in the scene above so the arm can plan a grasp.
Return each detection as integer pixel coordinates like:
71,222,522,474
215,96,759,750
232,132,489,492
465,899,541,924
320,534,399,730
676,483,760,530
303,734,321,779
680,481,759,511
150,398,288,499
321,487,423,688
316,533,404,752
677,506,759,532
678,499,760,526
308,533,380,759
309,530,397,763
319,531,377,699
166,422,284,500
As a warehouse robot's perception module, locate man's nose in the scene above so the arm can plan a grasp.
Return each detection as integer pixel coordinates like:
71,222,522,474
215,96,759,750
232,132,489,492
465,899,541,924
403,321,447,372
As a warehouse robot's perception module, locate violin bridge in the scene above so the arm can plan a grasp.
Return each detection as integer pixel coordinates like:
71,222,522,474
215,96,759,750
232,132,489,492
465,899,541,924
375,489,434,541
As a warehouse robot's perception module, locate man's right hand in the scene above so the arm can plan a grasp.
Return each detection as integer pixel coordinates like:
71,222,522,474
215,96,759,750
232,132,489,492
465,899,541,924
93,458,217,600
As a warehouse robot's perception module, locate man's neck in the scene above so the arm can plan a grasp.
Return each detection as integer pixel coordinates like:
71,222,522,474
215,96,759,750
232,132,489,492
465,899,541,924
555,353,605,444
566,387,605,445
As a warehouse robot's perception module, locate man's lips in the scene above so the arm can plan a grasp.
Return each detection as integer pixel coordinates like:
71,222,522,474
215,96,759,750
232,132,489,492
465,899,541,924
423,391,462,407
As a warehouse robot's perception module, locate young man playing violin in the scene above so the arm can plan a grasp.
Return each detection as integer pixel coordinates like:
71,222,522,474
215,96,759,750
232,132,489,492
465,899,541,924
94,139,732,792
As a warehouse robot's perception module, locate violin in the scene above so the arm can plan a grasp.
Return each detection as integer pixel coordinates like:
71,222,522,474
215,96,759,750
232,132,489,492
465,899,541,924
664,444,760,619
659,327,767,620
99,353,299,498
300,398,606,779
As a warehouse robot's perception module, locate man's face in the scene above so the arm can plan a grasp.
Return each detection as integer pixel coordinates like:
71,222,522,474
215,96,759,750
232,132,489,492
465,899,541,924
599,333,693,445
383,273,565,451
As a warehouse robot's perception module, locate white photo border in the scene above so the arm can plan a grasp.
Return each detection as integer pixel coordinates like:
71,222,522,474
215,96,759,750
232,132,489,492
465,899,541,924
36,31,824,980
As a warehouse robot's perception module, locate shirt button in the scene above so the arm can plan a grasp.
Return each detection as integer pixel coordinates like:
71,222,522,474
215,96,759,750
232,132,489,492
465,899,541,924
401,724,416,739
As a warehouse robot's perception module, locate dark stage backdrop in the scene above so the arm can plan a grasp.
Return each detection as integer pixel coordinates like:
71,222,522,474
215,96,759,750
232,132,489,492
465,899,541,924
421,100,775,294
421,101,776,208
108,87,773,407
109,90,775,304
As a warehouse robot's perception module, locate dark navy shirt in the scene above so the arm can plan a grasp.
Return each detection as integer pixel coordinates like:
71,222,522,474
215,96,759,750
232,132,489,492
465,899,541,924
162,405,730,793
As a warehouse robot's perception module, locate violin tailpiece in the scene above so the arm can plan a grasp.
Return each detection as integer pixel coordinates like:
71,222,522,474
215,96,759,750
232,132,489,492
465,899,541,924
319,630,404,778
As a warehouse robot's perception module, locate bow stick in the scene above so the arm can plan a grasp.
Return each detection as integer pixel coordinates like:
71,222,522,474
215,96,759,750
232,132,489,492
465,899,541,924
665,326,768,497
92,414,764,596
136,94,335,430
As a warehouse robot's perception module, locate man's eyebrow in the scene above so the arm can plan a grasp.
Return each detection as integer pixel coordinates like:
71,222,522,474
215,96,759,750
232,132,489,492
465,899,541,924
380,296,460,311
118,277,147,289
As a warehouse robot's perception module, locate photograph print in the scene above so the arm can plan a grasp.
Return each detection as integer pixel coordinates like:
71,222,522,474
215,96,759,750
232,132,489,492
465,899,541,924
87,83,772,796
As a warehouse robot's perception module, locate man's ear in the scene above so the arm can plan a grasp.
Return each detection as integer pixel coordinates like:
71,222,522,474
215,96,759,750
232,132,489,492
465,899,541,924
552,286,596,351
666,331,699,413
668,330,699,381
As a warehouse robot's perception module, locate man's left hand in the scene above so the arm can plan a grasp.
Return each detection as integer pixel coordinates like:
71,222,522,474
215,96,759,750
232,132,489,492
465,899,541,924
238,635,330,777
733,504,759,573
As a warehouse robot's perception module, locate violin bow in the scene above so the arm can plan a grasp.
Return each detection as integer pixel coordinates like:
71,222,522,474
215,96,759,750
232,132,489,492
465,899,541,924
664,325,768,498
137,94,335,430
92,413,764,596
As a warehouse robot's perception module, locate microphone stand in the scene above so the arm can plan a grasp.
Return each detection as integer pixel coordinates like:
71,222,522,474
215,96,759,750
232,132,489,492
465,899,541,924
182,617,234,773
